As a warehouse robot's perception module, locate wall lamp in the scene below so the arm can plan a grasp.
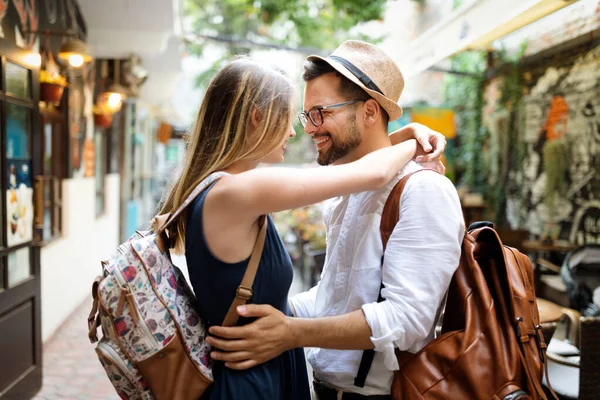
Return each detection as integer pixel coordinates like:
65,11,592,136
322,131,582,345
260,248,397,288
22,30,93,67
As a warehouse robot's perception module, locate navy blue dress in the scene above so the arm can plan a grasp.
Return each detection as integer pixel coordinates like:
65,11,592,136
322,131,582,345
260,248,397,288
186,183,310,400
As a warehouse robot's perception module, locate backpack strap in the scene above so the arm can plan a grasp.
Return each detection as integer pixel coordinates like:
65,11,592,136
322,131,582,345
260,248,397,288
222,214,268,327
154,171,229,235
354,169,429,388
154,170,268,327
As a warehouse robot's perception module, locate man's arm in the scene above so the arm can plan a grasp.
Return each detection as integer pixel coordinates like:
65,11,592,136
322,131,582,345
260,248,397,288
206,306,373,369
208,171,464,370
360,170,464,369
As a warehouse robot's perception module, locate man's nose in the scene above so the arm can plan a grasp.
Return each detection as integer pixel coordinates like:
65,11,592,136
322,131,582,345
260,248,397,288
303,121,317,136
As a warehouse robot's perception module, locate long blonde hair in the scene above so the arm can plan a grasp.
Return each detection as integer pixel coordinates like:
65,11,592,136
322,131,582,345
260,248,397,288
159,58,295,254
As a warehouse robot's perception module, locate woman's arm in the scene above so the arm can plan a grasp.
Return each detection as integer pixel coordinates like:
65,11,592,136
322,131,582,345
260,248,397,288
211,139,417,221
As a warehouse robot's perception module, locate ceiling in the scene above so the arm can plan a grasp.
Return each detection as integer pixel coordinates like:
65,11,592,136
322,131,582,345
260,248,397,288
77,0,183,110
78,0,180,58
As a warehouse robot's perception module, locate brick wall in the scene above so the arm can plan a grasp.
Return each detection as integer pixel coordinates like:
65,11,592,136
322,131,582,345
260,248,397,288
503,44,600,245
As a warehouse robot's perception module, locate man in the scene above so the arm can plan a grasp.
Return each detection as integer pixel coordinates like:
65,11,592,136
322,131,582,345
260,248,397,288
207,40,465,399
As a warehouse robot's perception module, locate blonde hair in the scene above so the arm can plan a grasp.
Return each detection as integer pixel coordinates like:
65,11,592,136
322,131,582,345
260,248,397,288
159,58,295,254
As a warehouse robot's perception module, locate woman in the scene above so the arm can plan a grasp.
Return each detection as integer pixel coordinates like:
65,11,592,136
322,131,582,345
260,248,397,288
159,58,443,400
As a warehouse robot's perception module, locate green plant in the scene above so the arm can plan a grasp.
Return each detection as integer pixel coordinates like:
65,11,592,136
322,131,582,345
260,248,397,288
93,103,114,115
443,51,486,191
273,204,326,250
542,138,569,215
487,42,527,225
40,69,67,86
184,0,388,87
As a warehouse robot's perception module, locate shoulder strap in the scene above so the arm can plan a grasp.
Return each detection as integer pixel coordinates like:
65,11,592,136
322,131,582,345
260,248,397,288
354,169,430,388
153,171,267,327
222,215,268,327
154,171,229,234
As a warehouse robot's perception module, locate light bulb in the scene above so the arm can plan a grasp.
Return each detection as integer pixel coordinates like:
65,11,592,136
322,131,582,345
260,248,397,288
69,54,84,67
24,53,41,67
107,93,122,109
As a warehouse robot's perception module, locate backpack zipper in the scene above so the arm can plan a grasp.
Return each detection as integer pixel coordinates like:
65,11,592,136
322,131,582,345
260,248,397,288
97,340,136,380
112,263,159,348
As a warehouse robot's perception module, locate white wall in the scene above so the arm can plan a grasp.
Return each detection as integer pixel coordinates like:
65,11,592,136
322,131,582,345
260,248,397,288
40,174,120,342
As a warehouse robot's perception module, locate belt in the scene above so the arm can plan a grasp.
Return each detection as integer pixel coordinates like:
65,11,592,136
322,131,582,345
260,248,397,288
313,379,392,400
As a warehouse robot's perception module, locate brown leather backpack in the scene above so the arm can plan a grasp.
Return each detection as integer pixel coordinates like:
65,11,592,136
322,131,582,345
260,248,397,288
356,171,557,400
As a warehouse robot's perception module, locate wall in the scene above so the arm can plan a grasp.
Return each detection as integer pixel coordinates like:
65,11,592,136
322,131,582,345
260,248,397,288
40,174,120,341
502,44,600,244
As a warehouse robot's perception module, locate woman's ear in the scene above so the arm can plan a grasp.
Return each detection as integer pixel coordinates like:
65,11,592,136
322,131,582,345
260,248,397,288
363,99,380,127
250,108,262,131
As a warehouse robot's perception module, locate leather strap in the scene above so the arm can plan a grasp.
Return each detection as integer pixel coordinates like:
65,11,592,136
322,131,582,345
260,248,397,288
504,246,557,399
222,215,268,327
88,275,103,343
355,170,429,388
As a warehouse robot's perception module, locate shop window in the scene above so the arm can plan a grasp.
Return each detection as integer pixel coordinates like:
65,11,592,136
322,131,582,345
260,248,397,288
95,129,107,216
107,110,120,174
7,247,30,287
6,102,33,247
36,106,65,242
5,62,30,99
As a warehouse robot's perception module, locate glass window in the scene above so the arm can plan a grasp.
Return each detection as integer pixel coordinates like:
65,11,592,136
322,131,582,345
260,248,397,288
38,111,64,242
6,103,33,247
8,247,30,287
5,62,30,99
0,261,4,291
43,122,52,175
6,103,30,159
95,130,106,216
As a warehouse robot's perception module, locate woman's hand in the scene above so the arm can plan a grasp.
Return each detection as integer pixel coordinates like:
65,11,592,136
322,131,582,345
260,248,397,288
389,123,447,163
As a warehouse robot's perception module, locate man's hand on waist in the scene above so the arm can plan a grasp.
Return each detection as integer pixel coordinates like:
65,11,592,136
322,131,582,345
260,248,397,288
206,304,298,370
207,305,374,370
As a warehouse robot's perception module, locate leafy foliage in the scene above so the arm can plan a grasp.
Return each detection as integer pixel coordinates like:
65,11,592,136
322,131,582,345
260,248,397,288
542,139,569,215
184,0,388,69
443,51,487,191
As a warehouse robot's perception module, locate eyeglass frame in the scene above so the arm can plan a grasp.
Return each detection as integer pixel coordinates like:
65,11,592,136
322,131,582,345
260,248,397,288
298,99,365,128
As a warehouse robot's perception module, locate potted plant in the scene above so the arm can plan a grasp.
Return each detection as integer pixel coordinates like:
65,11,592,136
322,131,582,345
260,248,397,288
541,138,569,244
294,206,327,287
40,69,67,104
93,103,114,128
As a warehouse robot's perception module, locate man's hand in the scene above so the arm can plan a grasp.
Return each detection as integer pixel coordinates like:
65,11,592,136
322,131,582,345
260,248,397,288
206,305,295,370
389,123,447,163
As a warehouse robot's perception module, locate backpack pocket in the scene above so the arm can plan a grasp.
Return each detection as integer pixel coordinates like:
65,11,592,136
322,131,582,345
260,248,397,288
96,338,154,400
137,331,212,400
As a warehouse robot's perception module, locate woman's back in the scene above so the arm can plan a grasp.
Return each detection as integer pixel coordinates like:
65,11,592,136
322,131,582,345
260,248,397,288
186,181,310,400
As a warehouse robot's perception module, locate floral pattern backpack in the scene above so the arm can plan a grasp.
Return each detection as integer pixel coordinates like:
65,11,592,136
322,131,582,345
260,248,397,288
87,172,267,400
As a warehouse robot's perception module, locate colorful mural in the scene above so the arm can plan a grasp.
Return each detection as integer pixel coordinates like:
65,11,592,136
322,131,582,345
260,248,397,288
0,0,9,38
12,0,38,49
506,45,600,245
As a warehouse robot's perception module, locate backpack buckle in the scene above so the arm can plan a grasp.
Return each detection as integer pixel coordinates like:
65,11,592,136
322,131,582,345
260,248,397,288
236,285,253,300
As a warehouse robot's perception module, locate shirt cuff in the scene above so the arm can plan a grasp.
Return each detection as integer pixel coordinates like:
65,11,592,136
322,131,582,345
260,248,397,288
362,302,400,371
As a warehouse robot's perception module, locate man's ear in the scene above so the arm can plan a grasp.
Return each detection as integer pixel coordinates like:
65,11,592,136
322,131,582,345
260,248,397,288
363,99,380,127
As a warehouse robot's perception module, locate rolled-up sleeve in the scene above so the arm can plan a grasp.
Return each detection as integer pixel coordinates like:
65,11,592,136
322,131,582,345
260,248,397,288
361,171,464,370
290,282,319,318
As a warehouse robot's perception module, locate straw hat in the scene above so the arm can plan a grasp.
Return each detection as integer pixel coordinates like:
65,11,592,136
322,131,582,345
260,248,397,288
307,40,404,121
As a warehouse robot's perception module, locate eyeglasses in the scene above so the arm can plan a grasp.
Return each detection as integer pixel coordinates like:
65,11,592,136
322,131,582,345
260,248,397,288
298,99,365,128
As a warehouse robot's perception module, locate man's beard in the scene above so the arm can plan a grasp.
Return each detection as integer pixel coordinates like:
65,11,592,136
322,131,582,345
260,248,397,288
317,117,361,166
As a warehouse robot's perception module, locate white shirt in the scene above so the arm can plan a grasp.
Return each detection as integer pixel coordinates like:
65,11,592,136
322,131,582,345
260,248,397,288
290,161,465,396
